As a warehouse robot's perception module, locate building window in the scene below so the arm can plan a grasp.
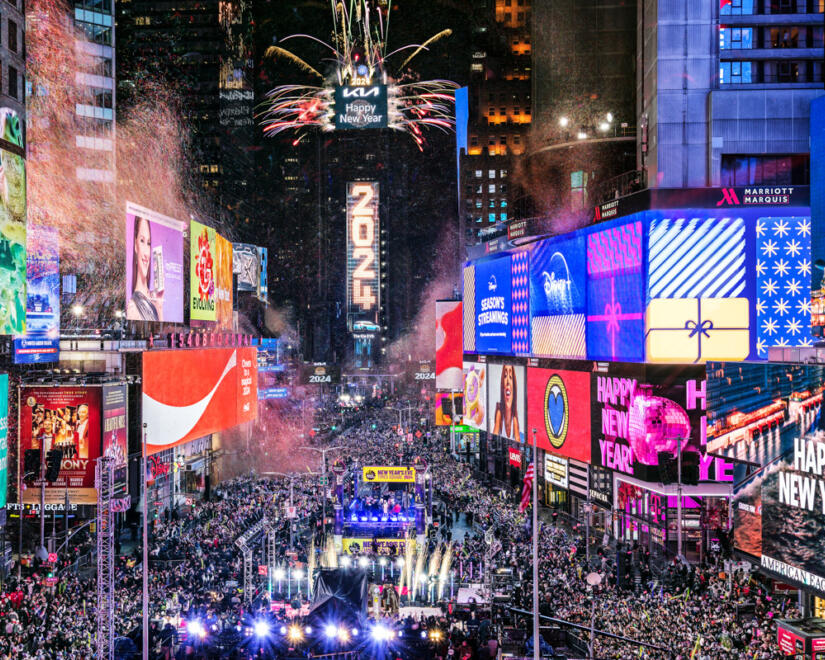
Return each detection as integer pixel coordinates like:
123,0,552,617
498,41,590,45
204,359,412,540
769,27,799,48
475,200,483,209
719,61,752,84
489,199,496,208
8,65,17,99
499,106,506,115
488,184,496,194
721,154,809,186
488,107,495,116
488,169,496,179
475,170,483,178
720,0,754,14
720,27,753,49
500,212,507,222
500,135,507,145
488,213,496,223
8,19,16,52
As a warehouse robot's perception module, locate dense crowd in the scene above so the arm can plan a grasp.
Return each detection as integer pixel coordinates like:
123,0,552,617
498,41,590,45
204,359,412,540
0,395,800,659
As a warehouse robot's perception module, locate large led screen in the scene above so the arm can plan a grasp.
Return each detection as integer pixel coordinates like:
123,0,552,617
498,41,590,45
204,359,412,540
19,386,102,505
334,84,388,130
530,235,586,358
527,366,590,462
474,256,512,354
463,265,475,352
0,108,26,336
591,364,706,483
190,219,217,321
487,362,525,443
435,300,463,390
125,202,185,323
435,392,462,426
14,225,59,363
586,220,644,361
233,243,259,292
346,182,380,328
462,361,487,430
0,373,7,508
102,384,128,500
143,348,257,455
215,233,234,331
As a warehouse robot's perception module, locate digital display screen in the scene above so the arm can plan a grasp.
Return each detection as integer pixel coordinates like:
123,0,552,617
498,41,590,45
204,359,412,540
334,85,388,130
487,362,525,443
474,256,512,354
15,225,59,364
527,366,590,462
346,182,380,329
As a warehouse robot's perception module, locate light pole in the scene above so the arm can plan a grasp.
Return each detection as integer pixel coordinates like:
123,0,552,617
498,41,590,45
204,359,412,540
531,428,539,660
17,470,37,578
586,572,603,659
299,445,342,536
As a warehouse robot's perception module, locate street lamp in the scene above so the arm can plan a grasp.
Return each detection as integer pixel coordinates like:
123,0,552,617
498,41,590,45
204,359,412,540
586,572,603,660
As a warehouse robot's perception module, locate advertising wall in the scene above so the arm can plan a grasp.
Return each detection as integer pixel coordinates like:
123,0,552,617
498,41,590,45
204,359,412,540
101,384,128,500
527,365,591,461
190,220,217,321
125,202,185,323
142,348,257,455
0,108,26,336
346,182,380,329
215,234,234,331
233,243,259,292
462,361,487,430
0,374,7,509
435,300,463,390
19,386,102,505
591,364,706,483
487,362,525,443
14,225,59,363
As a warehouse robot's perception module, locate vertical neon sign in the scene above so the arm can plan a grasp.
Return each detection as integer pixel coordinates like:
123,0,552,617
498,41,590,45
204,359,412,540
346,182,380,328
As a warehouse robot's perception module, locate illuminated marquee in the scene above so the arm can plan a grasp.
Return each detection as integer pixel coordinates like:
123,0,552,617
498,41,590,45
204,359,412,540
346,182,380,328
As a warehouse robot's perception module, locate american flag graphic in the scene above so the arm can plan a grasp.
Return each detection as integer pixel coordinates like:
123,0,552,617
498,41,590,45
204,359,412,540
519,461,534,513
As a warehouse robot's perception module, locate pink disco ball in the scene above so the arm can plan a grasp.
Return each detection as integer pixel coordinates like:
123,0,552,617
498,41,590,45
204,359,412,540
627,388,691,465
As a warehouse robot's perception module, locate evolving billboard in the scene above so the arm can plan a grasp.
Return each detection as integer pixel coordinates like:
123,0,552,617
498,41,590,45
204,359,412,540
527,365,591,462
233,243,259,292
435,300,463,390
19,386,102,505
190,220,217,321
142,348,257,455
125,202,185,323
14,225,59,363
462,361,487,430
215,234,234,331
487,362,525,443
346,182,380,329
334,85,388,130
0,108,26,336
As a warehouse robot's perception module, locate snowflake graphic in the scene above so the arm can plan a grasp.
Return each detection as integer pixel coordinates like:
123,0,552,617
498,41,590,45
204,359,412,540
785,278,802,296
761,318,778,336
797,298,812,315
755,260,766,276
796,218,811,237
775,337,790,348
796,259,811,276
761,278,778,296
773,219,790,237
755,220,766,237
773,259,790,276
756,299,767,315
785,318,802,336
756,338,766,355
773,298,790,316
799,337,814,347
761,239,778,257
785,239,802,257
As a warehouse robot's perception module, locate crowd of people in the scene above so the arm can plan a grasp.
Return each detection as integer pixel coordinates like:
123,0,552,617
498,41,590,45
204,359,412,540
0,394,802,659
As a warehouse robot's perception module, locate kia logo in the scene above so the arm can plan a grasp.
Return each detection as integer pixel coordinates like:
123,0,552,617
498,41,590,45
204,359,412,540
716,188,740,206
342,86,381,99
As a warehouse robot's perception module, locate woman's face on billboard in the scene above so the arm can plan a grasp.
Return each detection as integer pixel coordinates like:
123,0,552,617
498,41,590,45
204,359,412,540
502,366,514,409
136,218,151,279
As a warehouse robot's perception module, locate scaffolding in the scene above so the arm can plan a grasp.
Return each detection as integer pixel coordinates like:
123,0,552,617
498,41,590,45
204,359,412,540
96,457,115,660
234,516,267,603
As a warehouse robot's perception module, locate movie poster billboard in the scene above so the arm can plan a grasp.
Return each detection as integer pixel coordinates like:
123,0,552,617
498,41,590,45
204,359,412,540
14,225,59,363
527,365,591,462
436,300,463,390
215,233,234,331
0,108,26,336
487,362,525,443
102,384,128,500
0,374,8,509
19,386,102,505
462,361,487,430
142,347,257,455
590,364,706,483
189,220,217,321
125,202,185,323
233,242,259,292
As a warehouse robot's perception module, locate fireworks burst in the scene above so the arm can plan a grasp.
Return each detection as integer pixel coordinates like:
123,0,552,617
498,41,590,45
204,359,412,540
259,0,458,149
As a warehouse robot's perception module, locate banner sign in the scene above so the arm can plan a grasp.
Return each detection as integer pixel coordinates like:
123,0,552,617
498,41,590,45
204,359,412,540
361,466,415,483
508,447,521,468
189,220,217,321
342,537,410,555
544,454,569,489
15,226,59,364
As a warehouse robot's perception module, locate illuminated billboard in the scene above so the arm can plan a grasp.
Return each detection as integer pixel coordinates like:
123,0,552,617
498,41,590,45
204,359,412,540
435,392,462,426
462,361,487,430
527,365,591,462
257,246,268,301
334,85,388,130
0,374,7,509
215,233,234,331
142,348,257,455
0,108,26,336
19,386,102,505
14,225,59,363
346,182,380,329
190,220,217,321
233,243,259,292
101,384,128,500
487,362,525,443
125,202,185,323
474,256,512,354
463,265,475,352
435,300,463,390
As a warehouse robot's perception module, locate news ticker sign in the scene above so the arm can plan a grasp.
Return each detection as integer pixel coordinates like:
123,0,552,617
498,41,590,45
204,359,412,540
334,85,388,130
346,182,380,328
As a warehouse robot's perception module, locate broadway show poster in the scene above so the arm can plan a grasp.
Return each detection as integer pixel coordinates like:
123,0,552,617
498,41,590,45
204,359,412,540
215,233,234,331
14,225,59,364
19,386,102,505
527,365,591,462
487,362,525,443
189,219,217,321
0,109,27,336
590,363,706,483
462,361,487,431
102,384,128,499
125,202,185,323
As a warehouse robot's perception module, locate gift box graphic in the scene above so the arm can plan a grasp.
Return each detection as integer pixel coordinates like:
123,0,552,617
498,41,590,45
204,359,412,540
645,297,750,363
587,273,645,361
